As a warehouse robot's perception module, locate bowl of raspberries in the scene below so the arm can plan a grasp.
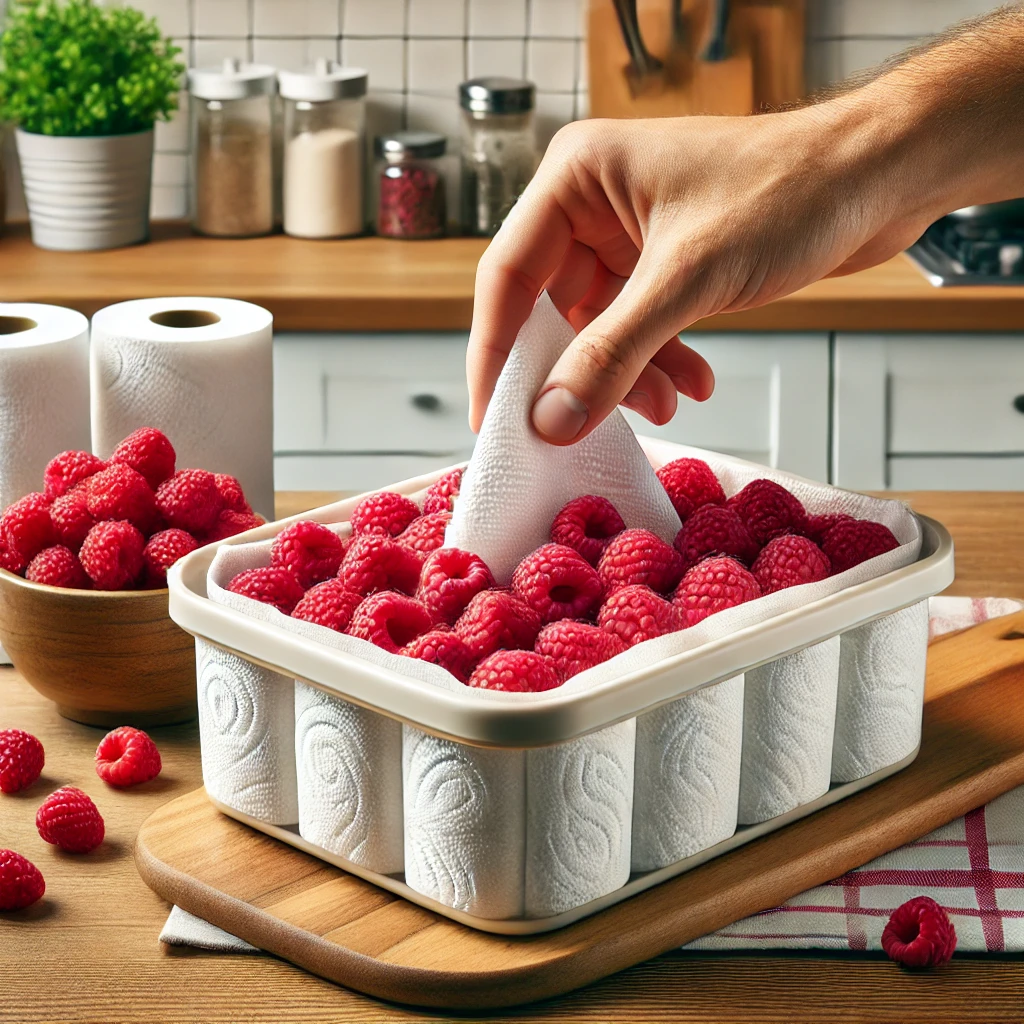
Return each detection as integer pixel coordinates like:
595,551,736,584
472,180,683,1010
0,427,264,727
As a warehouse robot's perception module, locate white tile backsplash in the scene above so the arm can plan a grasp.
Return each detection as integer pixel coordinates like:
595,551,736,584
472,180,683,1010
407,37,465,95
192,37,250,67
527,38,576,93
342,36,406,91
528,0,582,39
535,91,575,150
467,0,526,38
467,37,525,79
343,0,406,37
252,36,337,69
155,91,190,152
253,0,340,38
408,0,467,38
134,0,191,37
193,0,249,37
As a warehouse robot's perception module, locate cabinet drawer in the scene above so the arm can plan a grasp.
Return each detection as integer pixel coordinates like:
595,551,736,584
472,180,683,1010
887,455,1024,491
275,453,464,494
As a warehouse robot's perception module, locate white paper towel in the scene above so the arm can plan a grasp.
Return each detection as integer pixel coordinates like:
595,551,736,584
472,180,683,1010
90,297,275,519
831,601,929,784
631,674,744,872
295,681,404,874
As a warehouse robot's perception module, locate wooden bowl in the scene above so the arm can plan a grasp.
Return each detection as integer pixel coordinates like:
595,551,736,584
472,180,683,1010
0,569,197,728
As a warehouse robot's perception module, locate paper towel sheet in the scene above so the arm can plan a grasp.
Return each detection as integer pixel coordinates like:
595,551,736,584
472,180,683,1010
831,601,929,784
738,637,841,826
295,681,404,874
632,674,744,873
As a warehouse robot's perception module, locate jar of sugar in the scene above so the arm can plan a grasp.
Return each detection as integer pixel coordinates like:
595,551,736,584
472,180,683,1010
374,132,447,240
279,62,368,239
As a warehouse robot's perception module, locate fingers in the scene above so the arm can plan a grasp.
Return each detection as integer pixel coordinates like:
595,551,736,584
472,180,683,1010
620,361,679,424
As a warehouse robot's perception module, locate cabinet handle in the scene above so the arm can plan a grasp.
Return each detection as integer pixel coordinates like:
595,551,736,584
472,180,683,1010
1015,395,1024,415
411,393,442,412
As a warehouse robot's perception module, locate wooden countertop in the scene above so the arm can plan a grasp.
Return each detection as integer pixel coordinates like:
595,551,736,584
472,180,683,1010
3,223,1024,332
3,490,1022,1024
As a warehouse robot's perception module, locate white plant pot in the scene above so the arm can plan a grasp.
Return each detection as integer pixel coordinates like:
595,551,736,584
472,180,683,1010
15,129,154,251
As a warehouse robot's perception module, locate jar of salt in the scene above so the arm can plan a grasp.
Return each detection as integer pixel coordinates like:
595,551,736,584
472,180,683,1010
374,132,447,240
279,62,367,239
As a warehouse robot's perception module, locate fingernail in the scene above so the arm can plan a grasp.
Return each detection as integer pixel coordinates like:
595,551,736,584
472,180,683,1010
531,386,589,443
623,390,656,421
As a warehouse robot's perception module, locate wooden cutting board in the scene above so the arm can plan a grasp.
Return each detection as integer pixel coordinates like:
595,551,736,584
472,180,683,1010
135,612,1024,1010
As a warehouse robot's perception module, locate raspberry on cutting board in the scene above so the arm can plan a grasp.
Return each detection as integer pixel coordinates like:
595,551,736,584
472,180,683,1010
674,555,762,626
347,591,434,653
156,469,224,534
417,547,494,625
25,545,89,589
291,578,363,632
79,520,146,590
727,478,808,545
511,543,604,624
455,590,541,661
109,427,176,488
549,495,625,567
350,491,421,538
468,649,562,692
752,535,832,594
35,786,105,853
674,504,760,570
400,628,476,682
84,463,160,533
597,584,682,647
227,566,305,614
597,528,685,595
535,619,627,680
0,728,44,793
95,726,162,787
422,468,463,515
338,534,423,596
0,849,45,911
271,520,346,588
42,449,105,501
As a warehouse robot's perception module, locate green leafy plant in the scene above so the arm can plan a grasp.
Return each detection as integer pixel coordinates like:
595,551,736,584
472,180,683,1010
0,0,184,136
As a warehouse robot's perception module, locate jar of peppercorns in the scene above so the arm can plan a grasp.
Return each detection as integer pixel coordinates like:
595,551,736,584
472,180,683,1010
374,131,447,240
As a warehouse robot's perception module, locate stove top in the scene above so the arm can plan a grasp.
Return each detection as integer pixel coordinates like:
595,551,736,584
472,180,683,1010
906,216,1024,286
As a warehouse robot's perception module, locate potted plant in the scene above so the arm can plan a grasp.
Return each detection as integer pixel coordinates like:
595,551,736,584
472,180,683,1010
0,0,183,250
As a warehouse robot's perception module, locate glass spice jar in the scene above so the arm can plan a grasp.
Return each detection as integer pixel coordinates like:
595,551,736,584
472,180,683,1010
375,132,447,240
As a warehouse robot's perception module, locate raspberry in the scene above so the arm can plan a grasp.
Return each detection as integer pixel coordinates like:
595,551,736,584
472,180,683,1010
673,504,760,570
0,538,25,574
49,488,95,552
823,519,900,573
338,534,423,596
400,628,476,682
95,726,162,787
657,458,726,516
109,427,176,488
0,849,44,911
202,509,266,543
550,495,625,566
271,520,346,588
804,512,854,546
25,545,89,589
455,590,541,660
0,729,44,793
43,449,105,501
727,479,807,545
881,896,957,968
156,469,223,534
291,578,362,632
673,556,761,626
348,591,433,653
422,468,463,515
35,786,104,853
397,511,451,555
597,584,681,647
597,528,685,595
752,534,831,594
227,566,305,614
79,520,145,590
142,529,199,588
350,491,421,538
1,492,54,562
213,473,252,514
417,547,494,624
535,619,627,680
468,650,562,692
511,543,604,624
84,463,159,533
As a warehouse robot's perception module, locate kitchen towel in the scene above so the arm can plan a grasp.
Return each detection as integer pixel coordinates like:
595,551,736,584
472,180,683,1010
89,297,275,519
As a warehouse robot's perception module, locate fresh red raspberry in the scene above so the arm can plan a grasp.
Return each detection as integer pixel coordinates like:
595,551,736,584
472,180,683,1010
227,565,304,614
597,528,685,595
468,649,562,692
95,726,162,787
350,491,421,538
727,479,807,545
83,463,159,533
1,492,54,563
0,849,44,910
156,469,223,534
202,509,265,543
291,578,363,632
109,427,176,488
400,628,476,682
597,584,682,647
0,729,44,793
881,896,957,968
657,458,726,517
455,590,541,660
823,519,900,573
397,511,451,555
511,543,604,624
79,520,145,590
43,449,105,501
25,545,89,589
549,495,625,566
752,534,831,594
422,468,463,515
0,538,25,574
338,534,424,596
535,619,627,680
271,520,346,588
35,786,104,853
142,529,199,588
803,512,854,546
417,547,494,624
674,556,762,626
212,473,252,514
49,488,95,552
673,504,761,571
348,591,433,653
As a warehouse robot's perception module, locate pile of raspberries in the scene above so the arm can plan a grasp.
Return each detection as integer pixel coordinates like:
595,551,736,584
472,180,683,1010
228,459,900,694
0,427,263,590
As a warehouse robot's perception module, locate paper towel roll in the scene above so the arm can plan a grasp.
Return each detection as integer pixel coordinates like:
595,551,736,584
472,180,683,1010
738,637,840,825
295,682,404,874
831,601,929,783
90,297,274,519
632,674,744,872
196,638,298,825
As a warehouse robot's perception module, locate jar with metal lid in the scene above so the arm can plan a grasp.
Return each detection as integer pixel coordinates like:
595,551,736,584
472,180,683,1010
278,61,367,239
375,132,447,240
459,77,537,237
188,60,276,237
